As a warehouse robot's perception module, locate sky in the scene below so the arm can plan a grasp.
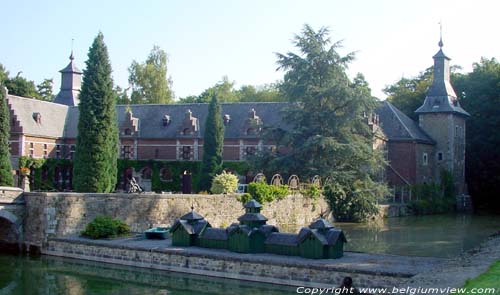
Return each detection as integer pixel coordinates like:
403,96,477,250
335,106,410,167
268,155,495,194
1,0,499,100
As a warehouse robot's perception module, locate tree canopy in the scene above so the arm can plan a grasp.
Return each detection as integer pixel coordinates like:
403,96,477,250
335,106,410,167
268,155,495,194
128,46,173,104
198,94,224,192
251,25,387,221
73,32,119,193
178,76,285,103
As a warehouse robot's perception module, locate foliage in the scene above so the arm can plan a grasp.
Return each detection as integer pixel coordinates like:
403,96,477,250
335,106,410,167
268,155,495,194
81,216,130,239
323,178,385,222
128,46,173,104
238,193,253,204
73,32,119,193
0,86,13,186
210,171,239,194
384,67,433,121
18,156,72,191
178,77,285,103
247,180,289,204
198,94,224,191
454,58,500,211
36,78,54,101
251,25,387,217
117,159,250,193
407,171,456,215
3,75,41,99
114,86,130,105
463,260,500,290
300,183,322,200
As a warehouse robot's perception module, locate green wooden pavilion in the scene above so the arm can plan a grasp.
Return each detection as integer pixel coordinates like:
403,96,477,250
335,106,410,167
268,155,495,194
171,209,210,247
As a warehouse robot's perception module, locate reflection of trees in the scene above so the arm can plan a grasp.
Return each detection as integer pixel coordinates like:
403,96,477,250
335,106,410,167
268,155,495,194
0,255,293,295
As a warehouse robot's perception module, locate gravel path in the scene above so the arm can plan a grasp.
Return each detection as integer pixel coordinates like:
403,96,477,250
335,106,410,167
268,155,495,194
403,233,500,293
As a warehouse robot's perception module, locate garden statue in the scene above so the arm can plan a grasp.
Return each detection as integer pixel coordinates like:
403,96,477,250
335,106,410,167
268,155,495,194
127,177,143,193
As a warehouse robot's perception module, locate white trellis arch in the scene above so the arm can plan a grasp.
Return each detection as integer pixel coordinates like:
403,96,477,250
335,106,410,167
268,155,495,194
253,173,266,183
270,174,283,186
287,175,300,190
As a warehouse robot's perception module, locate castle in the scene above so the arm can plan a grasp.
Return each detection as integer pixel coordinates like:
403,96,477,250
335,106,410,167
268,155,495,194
5,40,468,194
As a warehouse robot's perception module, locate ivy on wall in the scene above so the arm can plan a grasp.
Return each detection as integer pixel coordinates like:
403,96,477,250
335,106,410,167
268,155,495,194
117,160,250,193
19,156,72,191
19,156,251,193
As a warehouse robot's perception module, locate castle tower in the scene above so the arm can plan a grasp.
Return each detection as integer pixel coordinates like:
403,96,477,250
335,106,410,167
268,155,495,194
415,38,469,193
54,51,82,106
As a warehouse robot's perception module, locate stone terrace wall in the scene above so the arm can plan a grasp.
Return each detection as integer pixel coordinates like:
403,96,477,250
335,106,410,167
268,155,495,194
23,192,327,249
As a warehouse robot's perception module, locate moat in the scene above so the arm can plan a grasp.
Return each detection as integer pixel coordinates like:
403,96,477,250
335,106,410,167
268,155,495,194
1,214,499,293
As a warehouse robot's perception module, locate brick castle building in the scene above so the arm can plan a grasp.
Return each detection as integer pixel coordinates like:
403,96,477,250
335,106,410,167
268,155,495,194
5,41,468,193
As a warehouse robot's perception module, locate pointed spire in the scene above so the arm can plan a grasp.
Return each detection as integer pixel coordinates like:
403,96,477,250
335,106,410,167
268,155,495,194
415,33,469,117
438,21,444,48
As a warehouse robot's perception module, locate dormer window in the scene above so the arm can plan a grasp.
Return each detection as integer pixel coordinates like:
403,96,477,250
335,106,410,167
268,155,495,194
223,114,231,125
33,112,42,124
162,115,171,126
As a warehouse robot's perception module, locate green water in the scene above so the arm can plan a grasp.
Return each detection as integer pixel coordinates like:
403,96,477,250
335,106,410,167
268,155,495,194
339,214,500,257
0,254,295,295
1,214,499,294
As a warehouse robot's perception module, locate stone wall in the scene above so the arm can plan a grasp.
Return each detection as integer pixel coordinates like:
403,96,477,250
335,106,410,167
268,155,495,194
45,237,413,288
23,192,327,248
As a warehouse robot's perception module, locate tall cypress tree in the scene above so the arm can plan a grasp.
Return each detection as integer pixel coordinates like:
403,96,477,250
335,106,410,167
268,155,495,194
73,33,118,192
0,85,14,186
199,94,224,191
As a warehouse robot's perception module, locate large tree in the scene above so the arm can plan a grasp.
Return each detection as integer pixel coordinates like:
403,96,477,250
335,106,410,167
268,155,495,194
73,33,118,193
0,85,14,186
252,25,387,221
36,78,55,101
128,46,173,104
454,58,500,211
198,94,224,192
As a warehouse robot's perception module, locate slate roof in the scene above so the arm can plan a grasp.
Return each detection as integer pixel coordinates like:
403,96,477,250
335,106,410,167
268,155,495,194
309,218,334,230
237,212,268,222
297,227,347,246
376,101,435,144
264,232,298,246
180,210,205,221
415,48,469,117
244,199,262,209
200,228,228,241
63,102,288,139
171,219,209,235
8,92,438,147
7,95,69,138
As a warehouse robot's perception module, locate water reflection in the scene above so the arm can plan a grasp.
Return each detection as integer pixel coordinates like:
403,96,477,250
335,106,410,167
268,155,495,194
0,255,295,295
336,214,500,257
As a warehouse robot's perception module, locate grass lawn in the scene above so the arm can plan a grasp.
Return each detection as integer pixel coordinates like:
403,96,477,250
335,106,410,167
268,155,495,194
463,260,500,292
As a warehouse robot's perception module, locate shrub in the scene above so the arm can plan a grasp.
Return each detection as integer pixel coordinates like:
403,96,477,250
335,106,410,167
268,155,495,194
323,180,385,222
408,171,456,215
81,216,130,239
300,183,322,200
238,193,253,204
247,181,289,204
210,171,239,194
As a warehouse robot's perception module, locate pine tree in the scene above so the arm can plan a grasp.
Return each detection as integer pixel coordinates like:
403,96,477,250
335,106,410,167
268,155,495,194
73,33,118,192
199,94,224,192
0,85,14,186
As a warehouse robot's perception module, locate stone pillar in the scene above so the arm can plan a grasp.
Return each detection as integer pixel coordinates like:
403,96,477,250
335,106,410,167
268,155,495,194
21,176,30,192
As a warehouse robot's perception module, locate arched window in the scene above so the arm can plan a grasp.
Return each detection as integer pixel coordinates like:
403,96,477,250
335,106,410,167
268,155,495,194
159,168,173,182
140,167,152,180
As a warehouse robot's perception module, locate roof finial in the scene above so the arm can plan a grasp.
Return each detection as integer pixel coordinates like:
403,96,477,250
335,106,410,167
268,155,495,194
438,21,443,48
69,38,75,60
